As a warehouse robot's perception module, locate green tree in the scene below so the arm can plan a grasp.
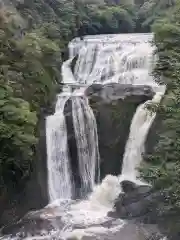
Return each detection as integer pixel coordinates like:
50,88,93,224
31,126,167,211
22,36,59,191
141,0,180,237
138,0,176,30
0,78,37,191
0,8,61,195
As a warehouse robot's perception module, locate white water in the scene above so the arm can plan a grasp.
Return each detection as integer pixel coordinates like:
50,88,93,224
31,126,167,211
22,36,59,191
66,33,157,87
44,175,124,240
46,95,72,201
72,96,100,196
122,89,165,179
46,90,100,201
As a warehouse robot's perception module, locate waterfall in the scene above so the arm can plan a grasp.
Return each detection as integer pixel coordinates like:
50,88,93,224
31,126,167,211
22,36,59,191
46,95,72,201
0,33,166,240
122,89,165,179
69,33,157,87
46,33,161,202
71,96,100,196
46,92,100,200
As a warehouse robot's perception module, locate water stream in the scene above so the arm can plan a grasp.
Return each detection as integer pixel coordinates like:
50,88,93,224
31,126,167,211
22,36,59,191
46,95,72,201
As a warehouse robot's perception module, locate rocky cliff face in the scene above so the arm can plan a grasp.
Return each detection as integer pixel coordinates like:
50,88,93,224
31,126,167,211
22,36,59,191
87,83,154,179
85,83,154,103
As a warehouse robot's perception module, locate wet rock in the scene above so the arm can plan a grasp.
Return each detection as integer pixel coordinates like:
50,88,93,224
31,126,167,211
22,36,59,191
71,55,78,73
1,207,64,238
86,83,155,103
121,180,152,198
108,181,163,224
121,180,140,193
1,203,164,240
85,84,102,96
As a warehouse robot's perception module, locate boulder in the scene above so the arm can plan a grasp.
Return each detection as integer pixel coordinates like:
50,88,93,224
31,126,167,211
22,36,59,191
86,83,155,103
1,207,64,238
108,180,163,224
121,180,152,196
121,180,139,193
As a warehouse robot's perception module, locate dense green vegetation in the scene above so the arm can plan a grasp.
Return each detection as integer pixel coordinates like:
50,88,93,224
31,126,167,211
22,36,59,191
141,0,180,238
0,7,61,193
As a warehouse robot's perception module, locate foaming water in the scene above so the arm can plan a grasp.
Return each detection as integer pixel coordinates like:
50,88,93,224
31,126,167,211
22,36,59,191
48,175,124,240
7,175,123,240
61,175,121,225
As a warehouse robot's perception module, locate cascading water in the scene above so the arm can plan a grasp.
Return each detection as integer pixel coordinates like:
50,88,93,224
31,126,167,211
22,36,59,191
122,89,165,180
46,91,100,200
67,34,163,184
68,34,156,86
46,95,72,201
71,96,100,196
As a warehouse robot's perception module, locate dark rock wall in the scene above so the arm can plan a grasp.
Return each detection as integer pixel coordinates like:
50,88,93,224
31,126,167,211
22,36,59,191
64,98,81,199
91,99,139,179
88,84,155,179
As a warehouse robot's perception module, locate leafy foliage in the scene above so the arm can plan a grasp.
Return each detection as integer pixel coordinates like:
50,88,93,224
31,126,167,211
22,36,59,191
0,78,37,190
137,0,176,31
141,0,180,236
0,8,61,193
79,4,136,35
